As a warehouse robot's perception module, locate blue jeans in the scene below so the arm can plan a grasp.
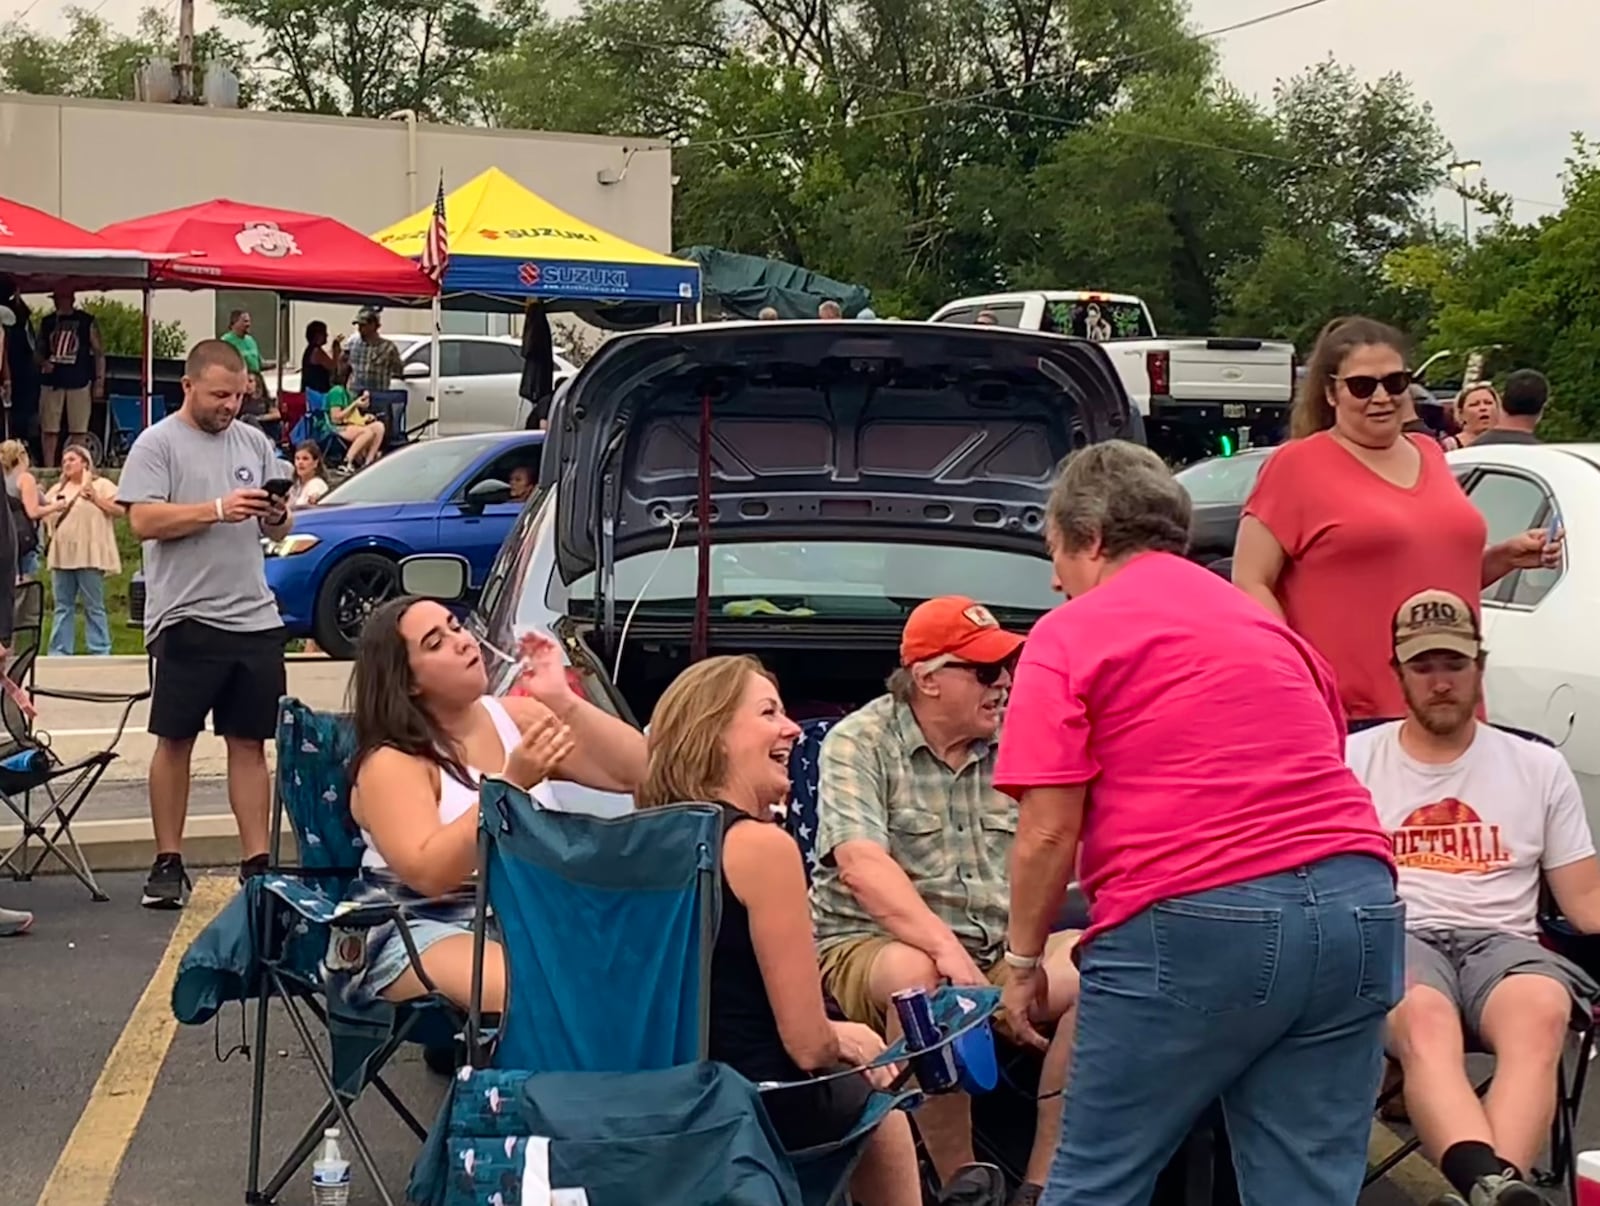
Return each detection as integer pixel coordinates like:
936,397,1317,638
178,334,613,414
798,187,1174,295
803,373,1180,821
50,568,109,656
1043,854,1403,1206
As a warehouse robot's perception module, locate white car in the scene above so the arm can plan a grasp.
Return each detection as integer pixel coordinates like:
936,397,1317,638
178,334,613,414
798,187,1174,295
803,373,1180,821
274,333,577,437
1448,442,1599,826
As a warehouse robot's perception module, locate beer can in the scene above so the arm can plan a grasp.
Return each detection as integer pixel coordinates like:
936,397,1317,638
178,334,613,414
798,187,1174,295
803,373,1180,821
325,925,368,973
891,987,958,1093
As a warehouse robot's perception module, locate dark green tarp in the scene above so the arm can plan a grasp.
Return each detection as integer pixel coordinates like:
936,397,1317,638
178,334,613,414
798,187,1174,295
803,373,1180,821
675,247,872,320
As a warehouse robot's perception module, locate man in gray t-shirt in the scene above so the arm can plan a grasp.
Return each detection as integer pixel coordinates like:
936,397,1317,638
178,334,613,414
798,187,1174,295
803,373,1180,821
117,339,293,909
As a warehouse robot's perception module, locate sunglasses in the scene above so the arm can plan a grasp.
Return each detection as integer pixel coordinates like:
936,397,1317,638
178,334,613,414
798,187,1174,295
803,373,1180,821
943,659,1014,687
1331,371,1413,400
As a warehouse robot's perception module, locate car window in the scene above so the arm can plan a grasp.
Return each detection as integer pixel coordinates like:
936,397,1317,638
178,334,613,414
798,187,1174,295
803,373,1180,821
460,341,524,376
1042,299,1153,339
933,307,977,325
464,446,540,500
1174,451,1271,505
556,540,1059,624
320,437,502,504
1465,469,1559,607
977,303,1025,328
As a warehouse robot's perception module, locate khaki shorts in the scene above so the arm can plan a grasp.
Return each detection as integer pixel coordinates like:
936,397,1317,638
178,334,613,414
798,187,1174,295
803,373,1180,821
41,385,92,434
820,930,1078,1033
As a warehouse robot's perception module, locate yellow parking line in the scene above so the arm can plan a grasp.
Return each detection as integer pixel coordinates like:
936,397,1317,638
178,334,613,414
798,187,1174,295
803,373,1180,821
35,876,238,1206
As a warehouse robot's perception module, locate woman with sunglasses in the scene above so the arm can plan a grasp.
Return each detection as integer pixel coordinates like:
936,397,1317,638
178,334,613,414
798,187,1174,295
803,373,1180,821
1232,316,1557,728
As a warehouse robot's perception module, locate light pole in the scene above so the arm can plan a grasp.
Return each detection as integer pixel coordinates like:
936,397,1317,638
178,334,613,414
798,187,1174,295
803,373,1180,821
1448,158,1482,244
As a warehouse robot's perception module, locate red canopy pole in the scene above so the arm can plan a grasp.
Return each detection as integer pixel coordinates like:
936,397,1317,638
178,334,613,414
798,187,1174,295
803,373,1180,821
141,287,154,428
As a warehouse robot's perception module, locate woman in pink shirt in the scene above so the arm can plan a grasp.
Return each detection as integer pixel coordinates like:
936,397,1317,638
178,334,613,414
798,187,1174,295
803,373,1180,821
996,441,1400,1206
1233,316,1558,724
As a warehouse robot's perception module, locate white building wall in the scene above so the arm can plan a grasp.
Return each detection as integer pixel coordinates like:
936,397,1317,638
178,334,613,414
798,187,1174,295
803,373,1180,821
0,93,674,357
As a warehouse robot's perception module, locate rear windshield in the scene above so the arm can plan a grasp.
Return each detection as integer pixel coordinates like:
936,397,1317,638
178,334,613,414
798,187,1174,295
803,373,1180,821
565,540,1059,620
1042,299,1152,341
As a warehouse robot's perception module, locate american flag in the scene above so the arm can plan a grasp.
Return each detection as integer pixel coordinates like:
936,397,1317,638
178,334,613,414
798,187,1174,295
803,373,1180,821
421,172,449,283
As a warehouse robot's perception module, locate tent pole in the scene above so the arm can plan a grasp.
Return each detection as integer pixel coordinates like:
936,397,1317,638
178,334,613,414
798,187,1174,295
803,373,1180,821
142,287,154,429
275,296,287,400
427,294,441,437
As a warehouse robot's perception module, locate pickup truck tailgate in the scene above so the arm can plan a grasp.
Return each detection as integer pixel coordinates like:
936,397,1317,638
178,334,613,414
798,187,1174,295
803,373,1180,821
1166,339,1295,407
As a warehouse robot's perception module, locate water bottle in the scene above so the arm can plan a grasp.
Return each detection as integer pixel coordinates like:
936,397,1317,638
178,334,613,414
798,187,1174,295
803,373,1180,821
310,1128,351,1206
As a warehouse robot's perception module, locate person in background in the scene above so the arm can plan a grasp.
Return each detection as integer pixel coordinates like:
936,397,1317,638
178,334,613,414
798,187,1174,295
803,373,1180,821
1442,384,1500,450
975,310,999,326
42,444,122,656
1232,316,1558,727
507,464,536,503
0,443,30,936
300,321,339,396
639,655,920,1206
999,440,1401,1206
220,310,271,376
288,441,329,509
757,306,780,321
1473,370,1547,447
519,301,556,431
2,439,62,579
817,300,843,320
811,595,1077,1203
37,290,103,468
343,308,404,395
0,278,39,453
117,339,293,908
324,385,386,469
1350,590,1600,1206
344,596,646,1009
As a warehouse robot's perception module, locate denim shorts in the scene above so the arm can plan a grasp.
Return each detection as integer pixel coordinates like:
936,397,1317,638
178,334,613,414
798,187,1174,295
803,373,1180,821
362,917,474,1001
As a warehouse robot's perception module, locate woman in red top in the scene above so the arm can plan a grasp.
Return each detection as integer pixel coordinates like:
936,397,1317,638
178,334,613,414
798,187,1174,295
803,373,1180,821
1233,317,1559,723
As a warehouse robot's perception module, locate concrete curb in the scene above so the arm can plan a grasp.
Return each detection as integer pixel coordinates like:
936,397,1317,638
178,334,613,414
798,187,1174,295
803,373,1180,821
1369,1121,1451,1201
1,815,298,873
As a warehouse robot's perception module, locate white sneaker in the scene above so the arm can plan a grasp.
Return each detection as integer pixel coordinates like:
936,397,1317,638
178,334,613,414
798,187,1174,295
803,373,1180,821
0,905,34,936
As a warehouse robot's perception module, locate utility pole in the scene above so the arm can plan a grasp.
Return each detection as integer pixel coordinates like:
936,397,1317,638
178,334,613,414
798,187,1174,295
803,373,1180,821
176,0,195,103
1448,158,1482,246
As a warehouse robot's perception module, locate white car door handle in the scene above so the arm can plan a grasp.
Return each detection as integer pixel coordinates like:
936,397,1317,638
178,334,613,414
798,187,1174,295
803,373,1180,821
443,387,466,395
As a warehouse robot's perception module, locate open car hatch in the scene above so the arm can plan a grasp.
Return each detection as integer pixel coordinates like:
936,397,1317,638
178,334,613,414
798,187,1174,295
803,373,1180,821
547,321,1136,590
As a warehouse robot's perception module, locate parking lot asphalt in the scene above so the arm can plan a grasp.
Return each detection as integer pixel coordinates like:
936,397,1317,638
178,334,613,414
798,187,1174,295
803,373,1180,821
4,871,1526,1206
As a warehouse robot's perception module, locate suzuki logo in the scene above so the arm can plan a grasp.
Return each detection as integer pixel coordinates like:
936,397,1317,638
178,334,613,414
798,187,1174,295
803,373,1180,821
1221,367,1244,381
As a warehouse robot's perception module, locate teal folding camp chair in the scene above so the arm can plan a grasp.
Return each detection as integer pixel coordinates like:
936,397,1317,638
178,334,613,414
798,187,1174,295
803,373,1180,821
409,779,1000,1206
239,698,464,1205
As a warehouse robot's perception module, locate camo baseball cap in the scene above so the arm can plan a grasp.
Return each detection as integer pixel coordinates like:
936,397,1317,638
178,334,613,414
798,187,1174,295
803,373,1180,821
1392,589,1482,663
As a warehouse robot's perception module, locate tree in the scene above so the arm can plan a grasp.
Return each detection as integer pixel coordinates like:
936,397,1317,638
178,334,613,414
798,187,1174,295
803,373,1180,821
1409,138,1600,438
0,6,255,104
216,0,522,121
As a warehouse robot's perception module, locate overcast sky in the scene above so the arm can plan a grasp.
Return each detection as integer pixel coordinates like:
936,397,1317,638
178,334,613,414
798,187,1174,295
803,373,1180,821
3,0,1592,233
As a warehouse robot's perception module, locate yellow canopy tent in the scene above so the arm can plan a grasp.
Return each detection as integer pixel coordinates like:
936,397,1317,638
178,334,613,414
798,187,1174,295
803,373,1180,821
371,167,699,304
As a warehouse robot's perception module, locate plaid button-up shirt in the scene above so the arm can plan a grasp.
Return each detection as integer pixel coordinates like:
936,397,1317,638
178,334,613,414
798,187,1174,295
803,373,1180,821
345,335,404,393
809,693,1016,962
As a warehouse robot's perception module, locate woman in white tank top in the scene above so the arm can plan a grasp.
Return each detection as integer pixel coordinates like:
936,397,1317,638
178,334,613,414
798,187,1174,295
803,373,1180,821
342,597,649,1013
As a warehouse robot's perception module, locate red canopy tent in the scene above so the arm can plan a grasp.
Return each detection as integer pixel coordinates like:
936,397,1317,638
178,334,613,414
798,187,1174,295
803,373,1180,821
0,197,167,290
97,199,438,302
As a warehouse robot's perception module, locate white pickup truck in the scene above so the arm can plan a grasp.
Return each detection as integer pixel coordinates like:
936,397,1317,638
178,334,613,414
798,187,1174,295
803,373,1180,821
929,290,1296,461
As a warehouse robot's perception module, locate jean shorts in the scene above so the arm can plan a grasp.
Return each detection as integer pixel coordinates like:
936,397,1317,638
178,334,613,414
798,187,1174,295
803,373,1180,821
360,917,474,1003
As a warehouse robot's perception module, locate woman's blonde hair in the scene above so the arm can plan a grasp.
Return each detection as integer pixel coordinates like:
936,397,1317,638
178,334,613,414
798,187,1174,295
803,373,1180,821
1457,383,1500,418
637,655,777,809
0,439,29,472
61,442,94,470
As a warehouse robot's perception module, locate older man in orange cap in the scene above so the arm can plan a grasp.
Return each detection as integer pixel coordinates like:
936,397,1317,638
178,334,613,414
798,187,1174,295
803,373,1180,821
810,595,1077,1206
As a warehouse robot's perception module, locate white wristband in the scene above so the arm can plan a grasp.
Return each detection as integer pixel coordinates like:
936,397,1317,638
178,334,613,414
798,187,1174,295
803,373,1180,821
1003,949,1041,971
214,497,225,522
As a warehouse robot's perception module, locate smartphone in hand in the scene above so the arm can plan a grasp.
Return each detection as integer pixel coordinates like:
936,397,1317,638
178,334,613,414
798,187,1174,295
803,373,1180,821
263,478,292,499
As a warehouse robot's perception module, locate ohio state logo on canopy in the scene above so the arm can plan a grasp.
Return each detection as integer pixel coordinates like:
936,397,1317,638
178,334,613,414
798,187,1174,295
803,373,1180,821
235,221,301,259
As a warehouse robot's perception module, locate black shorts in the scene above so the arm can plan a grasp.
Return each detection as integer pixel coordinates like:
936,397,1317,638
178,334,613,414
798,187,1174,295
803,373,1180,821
759,1065,874,1152
148,619,287,741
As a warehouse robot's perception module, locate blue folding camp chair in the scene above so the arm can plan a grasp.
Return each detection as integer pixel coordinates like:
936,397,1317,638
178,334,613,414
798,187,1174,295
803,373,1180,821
237,698,464,1205
107,394,148,462
409,779,999,1206
289,389,345,467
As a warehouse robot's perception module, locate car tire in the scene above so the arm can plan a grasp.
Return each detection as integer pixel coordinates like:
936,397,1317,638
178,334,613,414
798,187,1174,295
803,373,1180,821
312,551,401,660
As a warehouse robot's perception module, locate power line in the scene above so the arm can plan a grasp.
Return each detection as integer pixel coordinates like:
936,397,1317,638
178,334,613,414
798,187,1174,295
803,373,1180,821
673,0,1339,152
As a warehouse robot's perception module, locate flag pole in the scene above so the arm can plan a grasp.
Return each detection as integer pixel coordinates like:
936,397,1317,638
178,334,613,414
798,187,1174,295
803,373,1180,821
428,293,441,437
423,169,447,439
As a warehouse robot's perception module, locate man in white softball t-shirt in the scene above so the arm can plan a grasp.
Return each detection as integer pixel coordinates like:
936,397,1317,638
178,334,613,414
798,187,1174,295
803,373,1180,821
1346,589,1600,1206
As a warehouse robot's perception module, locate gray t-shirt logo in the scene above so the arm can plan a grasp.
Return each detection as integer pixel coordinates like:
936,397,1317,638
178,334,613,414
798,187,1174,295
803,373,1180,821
234,464,257,485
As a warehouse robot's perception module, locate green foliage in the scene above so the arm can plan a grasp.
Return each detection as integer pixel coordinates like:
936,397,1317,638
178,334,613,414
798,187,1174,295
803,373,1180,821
77,297,187,360
0,6,255,103
214,0,523,120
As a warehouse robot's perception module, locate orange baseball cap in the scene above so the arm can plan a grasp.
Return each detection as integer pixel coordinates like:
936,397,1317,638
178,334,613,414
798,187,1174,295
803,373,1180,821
900,595,1026,667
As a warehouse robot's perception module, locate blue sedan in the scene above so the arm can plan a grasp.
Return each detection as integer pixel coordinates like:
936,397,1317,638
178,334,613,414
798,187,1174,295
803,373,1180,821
264,431,542,657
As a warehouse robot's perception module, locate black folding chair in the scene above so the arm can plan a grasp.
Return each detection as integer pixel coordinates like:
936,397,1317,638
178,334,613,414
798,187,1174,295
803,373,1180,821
0,580,149,901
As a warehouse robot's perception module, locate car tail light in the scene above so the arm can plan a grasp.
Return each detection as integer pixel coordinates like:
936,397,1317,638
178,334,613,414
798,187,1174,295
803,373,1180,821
1146,350,1170,397
1291,352,1300,399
